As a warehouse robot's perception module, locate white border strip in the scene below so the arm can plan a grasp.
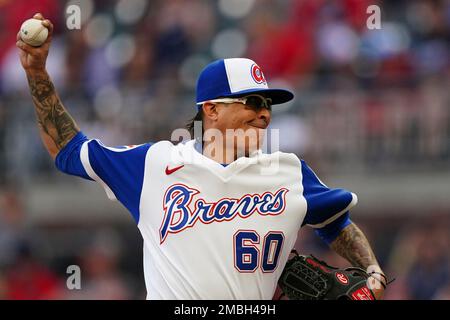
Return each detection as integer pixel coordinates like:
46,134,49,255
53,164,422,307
80,140,117,200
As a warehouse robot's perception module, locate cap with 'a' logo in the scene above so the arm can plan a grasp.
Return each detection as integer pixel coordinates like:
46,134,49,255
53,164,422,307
196,58,294,107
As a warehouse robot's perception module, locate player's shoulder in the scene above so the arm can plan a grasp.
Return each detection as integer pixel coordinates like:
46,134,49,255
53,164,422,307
296,157,322,181
146,139,194,158
149,140,176,149
271,150,303,167
148,139,190,151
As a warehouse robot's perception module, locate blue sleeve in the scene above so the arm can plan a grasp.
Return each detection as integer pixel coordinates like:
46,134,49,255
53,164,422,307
314,211,352,244
55,132,92,180
301,159,357,229
55,131,153,224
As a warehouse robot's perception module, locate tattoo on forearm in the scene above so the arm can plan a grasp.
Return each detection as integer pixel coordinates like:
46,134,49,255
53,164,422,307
330,223,379,269
27,73,79,149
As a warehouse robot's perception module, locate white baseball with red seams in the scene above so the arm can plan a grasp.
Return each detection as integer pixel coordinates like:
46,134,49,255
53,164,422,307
20,18,48,47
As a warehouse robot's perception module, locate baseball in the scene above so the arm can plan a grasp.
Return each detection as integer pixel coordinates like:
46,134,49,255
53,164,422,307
20,18,48,47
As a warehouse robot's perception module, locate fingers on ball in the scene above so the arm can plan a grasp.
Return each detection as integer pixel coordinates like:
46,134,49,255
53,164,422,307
42,19,54,33
33,13,44,20
33,13,53,34
16,40,34,53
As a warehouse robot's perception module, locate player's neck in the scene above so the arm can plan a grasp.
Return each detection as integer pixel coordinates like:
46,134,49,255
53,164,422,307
199,127,261,164
202,140,241,164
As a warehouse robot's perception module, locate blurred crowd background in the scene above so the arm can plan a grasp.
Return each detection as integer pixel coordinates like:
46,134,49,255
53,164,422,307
0,0,449,299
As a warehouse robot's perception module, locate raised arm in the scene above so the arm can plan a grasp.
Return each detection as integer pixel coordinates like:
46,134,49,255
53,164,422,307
16,13,79,159
330,221,386,299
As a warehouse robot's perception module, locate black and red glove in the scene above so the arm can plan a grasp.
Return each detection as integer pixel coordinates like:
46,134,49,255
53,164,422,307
278,252,383,300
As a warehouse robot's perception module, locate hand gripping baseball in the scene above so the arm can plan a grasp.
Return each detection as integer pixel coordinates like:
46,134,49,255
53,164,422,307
16,13,54,73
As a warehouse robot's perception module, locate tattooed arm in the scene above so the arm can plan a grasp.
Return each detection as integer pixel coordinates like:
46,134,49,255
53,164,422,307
17,14,79,159
330,222,386,299
27,72,79,158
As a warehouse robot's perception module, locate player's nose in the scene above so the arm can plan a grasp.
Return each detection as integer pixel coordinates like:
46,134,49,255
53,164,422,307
256,107,271,126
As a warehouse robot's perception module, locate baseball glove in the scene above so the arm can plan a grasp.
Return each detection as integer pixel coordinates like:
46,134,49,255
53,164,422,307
278,251,381,300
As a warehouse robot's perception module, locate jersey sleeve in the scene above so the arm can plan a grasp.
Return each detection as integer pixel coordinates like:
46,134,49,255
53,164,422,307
55,131,152,223
301,159,357,229
314,211,352,244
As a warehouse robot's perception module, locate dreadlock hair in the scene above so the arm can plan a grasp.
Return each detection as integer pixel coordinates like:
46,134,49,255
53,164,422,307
186,108,204,141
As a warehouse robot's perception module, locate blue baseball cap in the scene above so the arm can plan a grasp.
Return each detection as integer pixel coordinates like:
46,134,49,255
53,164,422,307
196,58,294,107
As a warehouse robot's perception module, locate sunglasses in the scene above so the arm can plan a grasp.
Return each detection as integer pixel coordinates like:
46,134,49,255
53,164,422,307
199,94,273,110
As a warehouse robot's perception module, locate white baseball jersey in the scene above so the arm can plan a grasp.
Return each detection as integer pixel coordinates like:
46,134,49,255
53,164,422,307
56,132,357,299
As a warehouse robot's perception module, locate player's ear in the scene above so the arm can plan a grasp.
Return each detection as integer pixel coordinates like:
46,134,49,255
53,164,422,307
202,102,219,121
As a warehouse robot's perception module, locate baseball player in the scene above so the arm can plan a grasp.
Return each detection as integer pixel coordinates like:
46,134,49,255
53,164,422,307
17,14,386,300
